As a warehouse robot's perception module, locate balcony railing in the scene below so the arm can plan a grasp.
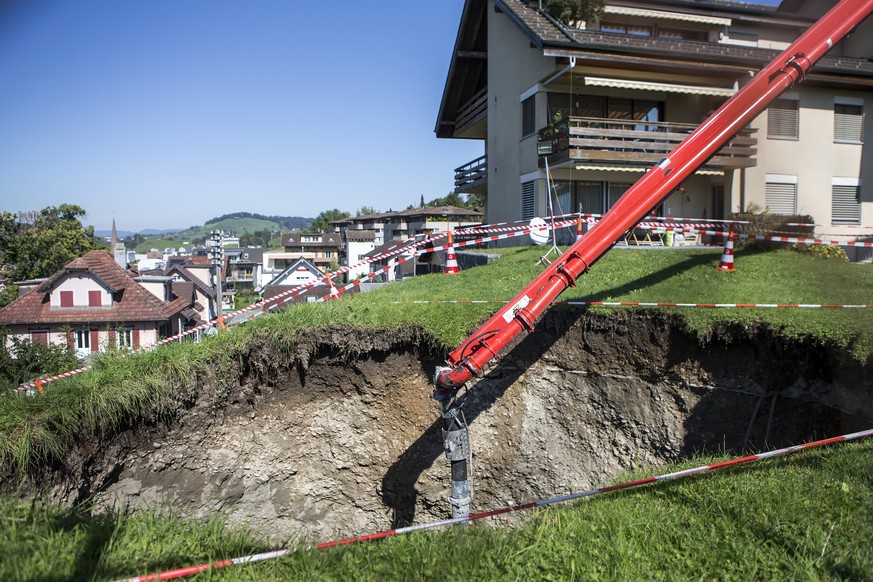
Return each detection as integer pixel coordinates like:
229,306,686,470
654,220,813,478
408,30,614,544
454,155,487,194
455,88,487,136
537,117,757,170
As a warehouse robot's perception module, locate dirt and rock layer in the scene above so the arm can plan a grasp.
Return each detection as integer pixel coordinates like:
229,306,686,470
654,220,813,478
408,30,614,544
32,312,873,540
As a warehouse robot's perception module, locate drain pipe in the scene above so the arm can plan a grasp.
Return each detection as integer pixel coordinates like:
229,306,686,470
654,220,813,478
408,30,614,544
434,367,471,518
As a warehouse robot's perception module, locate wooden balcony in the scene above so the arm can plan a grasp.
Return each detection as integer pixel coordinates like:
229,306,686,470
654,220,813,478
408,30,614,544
454,88,487,138
453,155,487,194
537,117,757,170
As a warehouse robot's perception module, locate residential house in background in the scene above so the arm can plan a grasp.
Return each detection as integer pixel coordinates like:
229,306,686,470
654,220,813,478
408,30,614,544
0,250,195,357
280,232,342,272
437,0,873,249
344,230,377,279
224,246,264,296
259,257,331,305
164,264,219,322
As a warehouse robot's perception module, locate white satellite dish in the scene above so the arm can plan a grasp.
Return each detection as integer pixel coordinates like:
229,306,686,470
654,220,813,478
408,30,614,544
529,217,550,245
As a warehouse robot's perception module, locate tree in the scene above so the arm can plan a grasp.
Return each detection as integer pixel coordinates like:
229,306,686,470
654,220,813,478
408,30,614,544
356,206,378,217
240,228,273,247
426,192,467,208
0,205,104,307
543,0,605,25
310,209,351,233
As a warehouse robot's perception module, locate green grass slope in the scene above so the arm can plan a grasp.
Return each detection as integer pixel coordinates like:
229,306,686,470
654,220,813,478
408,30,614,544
2,440,870,580
1,245,872,580
2,245,872,473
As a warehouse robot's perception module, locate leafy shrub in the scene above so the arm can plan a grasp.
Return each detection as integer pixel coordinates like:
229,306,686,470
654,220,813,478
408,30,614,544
0,332,79,392
790,243,849,262
729,210,814,251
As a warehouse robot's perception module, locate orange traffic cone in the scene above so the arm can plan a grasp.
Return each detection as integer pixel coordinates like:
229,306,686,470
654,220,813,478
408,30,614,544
326,272,341,299
716,230,737,271
445,230,459,275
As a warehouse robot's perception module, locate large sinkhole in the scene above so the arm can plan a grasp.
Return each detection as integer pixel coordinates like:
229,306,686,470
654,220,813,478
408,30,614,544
43,311,873,542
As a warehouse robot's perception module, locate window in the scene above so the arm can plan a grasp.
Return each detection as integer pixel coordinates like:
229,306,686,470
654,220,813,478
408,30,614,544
88,290,101,307
576,181,631,215
546,93,663,129
834,99,863,143
30,330,49,345
765,175,798,214
600,21,652,36
74,329,90,352
116,327,134,349
60,290,74,307
578,181,604,214
768,98,799,139
522,96,535,137
521,181,536,219
832,178,861,225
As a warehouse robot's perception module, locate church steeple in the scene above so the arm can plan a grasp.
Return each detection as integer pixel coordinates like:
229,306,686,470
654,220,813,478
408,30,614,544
110,219,118,251
110,219,127,268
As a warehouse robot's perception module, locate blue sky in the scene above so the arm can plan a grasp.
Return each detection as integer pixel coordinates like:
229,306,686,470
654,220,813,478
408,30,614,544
0,0,479,232
0,1,784,233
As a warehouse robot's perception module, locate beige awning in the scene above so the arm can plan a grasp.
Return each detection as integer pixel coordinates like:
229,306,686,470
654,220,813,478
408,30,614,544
584,76,736,97
574,163,723,176
602,6,732,27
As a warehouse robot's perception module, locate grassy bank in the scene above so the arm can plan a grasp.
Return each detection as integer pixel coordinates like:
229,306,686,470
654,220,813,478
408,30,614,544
1,244,872,579
2,246,872,473
3,439,871,580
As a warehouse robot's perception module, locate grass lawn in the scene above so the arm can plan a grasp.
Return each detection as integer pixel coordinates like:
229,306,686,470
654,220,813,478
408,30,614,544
1,244,871,580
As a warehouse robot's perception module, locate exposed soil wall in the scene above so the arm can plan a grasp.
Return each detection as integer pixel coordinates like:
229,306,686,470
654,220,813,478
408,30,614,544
33,312,873,540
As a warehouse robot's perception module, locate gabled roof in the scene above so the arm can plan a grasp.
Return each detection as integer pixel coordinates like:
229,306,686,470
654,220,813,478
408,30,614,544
0,250,190,325
264,257,324,288
164,264,217,299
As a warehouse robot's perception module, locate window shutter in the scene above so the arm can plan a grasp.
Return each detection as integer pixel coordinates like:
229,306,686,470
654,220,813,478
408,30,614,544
521,181,536,219
765,182,797,214
90,330,99,353
88,290,101,307
133,329,140,350
30,331,48,345
768,99,799,139
834,104,863,142
60,290,73,307
832,185,861,225
522,96,535,137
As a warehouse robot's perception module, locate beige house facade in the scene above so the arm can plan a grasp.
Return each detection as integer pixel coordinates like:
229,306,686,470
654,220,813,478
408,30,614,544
437,0,873,247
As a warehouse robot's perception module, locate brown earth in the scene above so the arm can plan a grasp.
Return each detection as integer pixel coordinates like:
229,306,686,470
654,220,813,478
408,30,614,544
34,311,873,541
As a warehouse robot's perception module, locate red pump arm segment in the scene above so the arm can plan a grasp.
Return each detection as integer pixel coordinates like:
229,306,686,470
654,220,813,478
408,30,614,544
436,0,873,393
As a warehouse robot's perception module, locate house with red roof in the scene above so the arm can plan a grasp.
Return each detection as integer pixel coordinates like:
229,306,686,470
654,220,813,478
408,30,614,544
0,250,196,357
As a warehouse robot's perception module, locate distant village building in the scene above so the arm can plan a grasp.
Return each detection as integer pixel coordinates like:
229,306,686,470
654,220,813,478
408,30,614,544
329,205,483,279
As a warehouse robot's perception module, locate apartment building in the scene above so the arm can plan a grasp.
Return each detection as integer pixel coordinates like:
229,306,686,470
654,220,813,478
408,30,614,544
437,0,873,241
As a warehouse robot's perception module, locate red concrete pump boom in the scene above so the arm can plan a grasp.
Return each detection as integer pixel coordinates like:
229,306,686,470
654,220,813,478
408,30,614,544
435,0,873,395
432,0,873,519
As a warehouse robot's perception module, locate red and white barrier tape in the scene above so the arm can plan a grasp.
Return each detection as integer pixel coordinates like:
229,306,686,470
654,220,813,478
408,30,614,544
114,428,873,582
386,300,873,309
558,301,873,309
